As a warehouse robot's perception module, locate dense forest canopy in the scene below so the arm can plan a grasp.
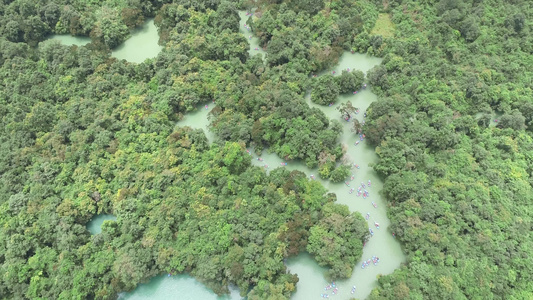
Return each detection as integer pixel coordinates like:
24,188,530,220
363,0,533,299
0,0,532,299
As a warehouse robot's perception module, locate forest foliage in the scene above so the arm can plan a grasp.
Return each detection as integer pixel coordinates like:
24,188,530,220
0,0,532,299
361,0,533,299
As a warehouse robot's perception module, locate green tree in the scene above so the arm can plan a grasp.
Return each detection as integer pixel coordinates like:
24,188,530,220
311,75,340,105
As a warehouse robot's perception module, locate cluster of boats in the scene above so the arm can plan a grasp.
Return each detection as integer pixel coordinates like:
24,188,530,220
361,256,380,269
320,282,337,298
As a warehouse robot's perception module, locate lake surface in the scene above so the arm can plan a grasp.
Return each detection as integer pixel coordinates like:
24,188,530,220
46,19,162,63
118,275,242,300
112,19,162,63
121,13,405,300
87,214,117,235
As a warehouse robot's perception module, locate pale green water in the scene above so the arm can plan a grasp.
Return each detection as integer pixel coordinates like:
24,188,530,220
239,10,266,59
112,19,162,63
118,275,243,300
87,214,117,235
46,19,161,63
44,34,91,46
177,102,216,144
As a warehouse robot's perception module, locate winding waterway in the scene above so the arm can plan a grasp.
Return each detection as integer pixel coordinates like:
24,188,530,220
247,52,405,299
238,10,266,60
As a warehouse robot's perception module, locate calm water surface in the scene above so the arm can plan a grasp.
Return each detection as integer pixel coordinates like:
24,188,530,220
111,19,162,63
87,214,117,235
118,275,242,300
239,10,266,59
44,34,91,46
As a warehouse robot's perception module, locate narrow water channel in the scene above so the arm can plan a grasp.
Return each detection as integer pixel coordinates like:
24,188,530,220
238,10,266,60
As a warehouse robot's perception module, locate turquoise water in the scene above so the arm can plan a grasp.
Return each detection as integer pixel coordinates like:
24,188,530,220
86,214,117,235
118,275,243,300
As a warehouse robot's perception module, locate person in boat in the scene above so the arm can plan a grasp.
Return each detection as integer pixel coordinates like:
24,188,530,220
349,188,354,194
351,175,355,180
375,222,380,228
264,164,268,168
257,157,263,161
372,202,377,208
355,141,359,145
345,181,350,186
392,233,396,238
356,164,360,169
310,174,315,179
353,91,358,95
254,47,259,50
